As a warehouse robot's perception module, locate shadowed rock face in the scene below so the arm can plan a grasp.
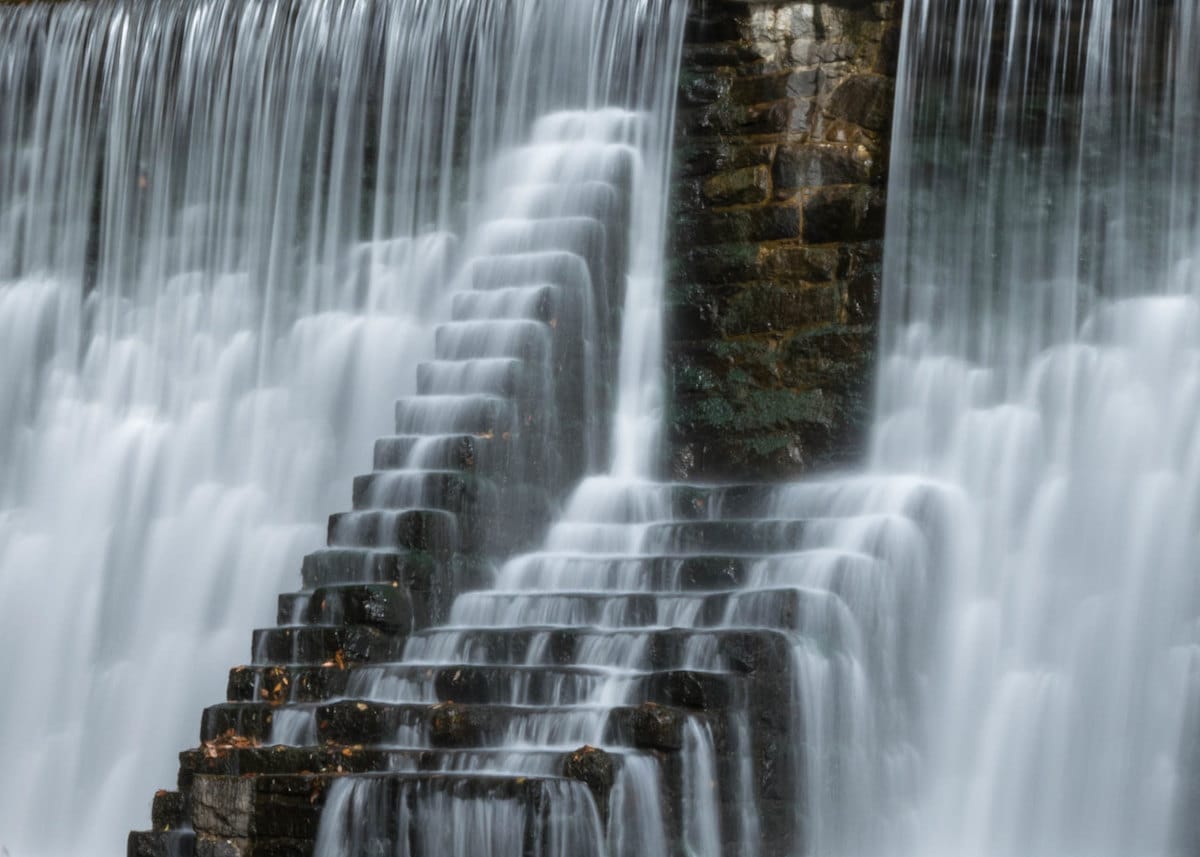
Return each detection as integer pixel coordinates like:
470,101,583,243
668,0,900,481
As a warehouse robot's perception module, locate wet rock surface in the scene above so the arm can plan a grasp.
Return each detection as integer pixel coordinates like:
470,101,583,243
668,0,900,480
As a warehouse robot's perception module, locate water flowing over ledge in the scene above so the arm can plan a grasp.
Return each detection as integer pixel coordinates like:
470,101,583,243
0,1,683,853
1,1,1199,856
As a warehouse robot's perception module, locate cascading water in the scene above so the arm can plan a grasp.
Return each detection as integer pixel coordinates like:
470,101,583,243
783,0,1200,855
5,0,1199,855
0,0,682,854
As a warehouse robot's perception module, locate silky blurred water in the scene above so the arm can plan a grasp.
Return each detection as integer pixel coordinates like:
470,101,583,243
4,0,1200,855
0,1,681,854
793,1,1200,855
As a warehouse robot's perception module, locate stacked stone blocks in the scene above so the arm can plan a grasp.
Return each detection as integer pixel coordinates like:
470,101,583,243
669,0,900,480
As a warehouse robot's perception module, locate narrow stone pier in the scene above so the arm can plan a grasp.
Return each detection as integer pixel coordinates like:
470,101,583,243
668,0,900,480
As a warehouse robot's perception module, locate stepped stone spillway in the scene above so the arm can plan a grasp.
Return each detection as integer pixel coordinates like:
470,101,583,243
121,110,782,849
111,2,914,855
8,0,1198,854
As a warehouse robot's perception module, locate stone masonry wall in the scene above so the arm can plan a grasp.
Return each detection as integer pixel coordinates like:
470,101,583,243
667,0,901,481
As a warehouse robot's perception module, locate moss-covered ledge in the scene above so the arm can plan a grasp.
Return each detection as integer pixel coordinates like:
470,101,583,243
667,0,900,481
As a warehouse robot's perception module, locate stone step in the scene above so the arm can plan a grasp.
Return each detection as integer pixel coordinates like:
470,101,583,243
450,284,563,323
401,626,794,674
416,358,532,398
197,692,787,852
499,552,752,591
475,217,613,299
300,548,494,592
346,473,553,554
179,771,600,853
179,743,615,781
327,508,459,554
174,739,740,857
151,789,187,832
372,433,499,471
227,662,740,710
250,624,406,666
434,319,552,362
393,394,519,436
640,518,811,554
201,700,710,754
126,830,194,857
277,583,413,631
460,251,594,294
449,586,835,634
351,470,498,515
497,548,881,592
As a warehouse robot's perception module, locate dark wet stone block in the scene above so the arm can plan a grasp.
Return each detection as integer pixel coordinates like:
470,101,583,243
826,73,895,133
676,555,749,589
680,41,763,70
299,549,493,597
200,702,276,743
250,624,405,666
716,630,793,678
774,143,874,192
683,4,742,43
180,745,389,780
428,701,484,748
562,745,615,816
279,584,413,633
801,185,884,244
226,665,351,705
151,790,188,832
231,839,309,857
676,204,801,249
718,281,841,336
315,700,398,745
326,509,459,555
679,68,734,106
351,471,498,519
127,830,195,857
611,703,685,751
189,776,256,838
643,670,738,711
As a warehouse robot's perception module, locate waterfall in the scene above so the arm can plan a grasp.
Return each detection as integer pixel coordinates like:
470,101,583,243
0,1,682,854
790,0,1200,855
4,0,1199,856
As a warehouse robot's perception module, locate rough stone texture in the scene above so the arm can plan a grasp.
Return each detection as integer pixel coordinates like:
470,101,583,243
668,0,900,480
